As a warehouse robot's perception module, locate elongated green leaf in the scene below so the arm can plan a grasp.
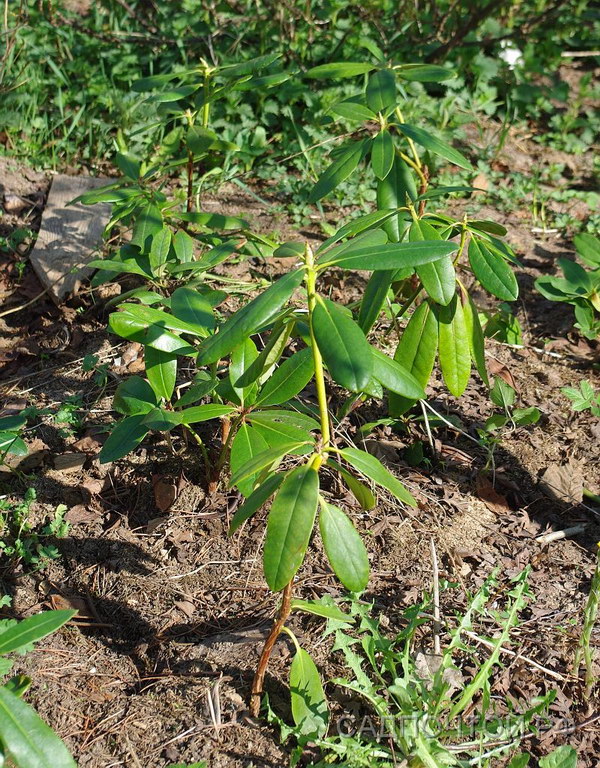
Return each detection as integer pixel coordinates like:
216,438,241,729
377,156,417,241
305,62,374,79
116,304,203,337
186,125,218,155
175,372,218,407
142,408,181,431
219,52,281,77
396,64,454,82
230,423,270,496
289,646,329,738
397,123,472,170
99,414,149,463
308,140,368,203
145,347,177,401
147,84,197,102
358,270,394,333
574,233,600,267
230,338,259,407
87,257,152,278
318,227,388,262
371,347,426,399
263,465,319,590
328,459,376,510
170,286,215,335
256,347,314,406
319,501,369,591
389,301,438,416
0,415,26,431
173,229,195,262
0,434,27,456
247,410,319,432
469,237,518,301
115,152,141,181
149,226,171,271
290,599,351,622
228,472,284,535
321,240,457,270
339,447,416,506
131,203,163,251
109,311,196,356
113,376,157,415
179,404,236,424
0,611,75,655
538,745,577,768
176,212,248,230
197,269,304,365
330,100,377,122
228,441,306,489
462,289,489,387
468,219,507,236
251,418,314,456
313,299,372,392
371,130,395,180
366,69,396,113
436,295,471,397
0,686,76,768
410,219,455,305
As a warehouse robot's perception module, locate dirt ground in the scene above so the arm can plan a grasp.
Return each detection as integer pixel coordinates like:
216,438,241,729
0,133,599,768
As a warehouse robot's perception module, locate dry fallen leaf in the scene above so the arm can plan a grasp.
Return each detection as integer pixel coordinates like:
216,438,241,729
475,472,511,515
153,474,178,512
539,459,583,504
53,453,87,472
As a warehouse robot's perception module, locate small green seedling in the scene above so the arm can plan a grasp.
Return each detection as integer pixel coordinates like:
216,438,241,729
562,380,600,418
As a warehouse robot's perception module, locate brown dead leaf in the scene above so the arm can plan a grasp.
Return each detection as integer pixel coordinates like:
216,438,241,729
539,459,583,504
174,600,196,618
487,358,517,391
49,593,94,621
72,429,105,454
53,452,87,472
472,172,489,193
65,505,101,525
475,472,511,515
153,474,178,512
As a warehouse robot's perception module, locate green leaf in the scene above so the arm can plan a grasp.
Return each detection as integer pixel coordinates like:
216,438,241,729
313,299,372,392
397,123,472,170
371,347,426,399
116,304,203,337
318,227,388,262
197,269,304,365
186,126,218,155
149,226,172,271
170,287,215,334
389,300,437,416
506,753,530,768
108,311,196,356
219,53,281,77
113,376,158,415
142,408,182,431
247,410,320,432
131,203,163,251
263,465,319,590
176,212,248,230
145,348,177,401
273,241,305,259
147,84,197,102
574,233,600,267
328,459,376,510
305,62,374,79
366,69,396,113
290,599,351,622
462,290,489,387
175,372,218,407
468,219,507,236
339,447,416,506
0,611,75,655
230,338,259,407
376,156,417,241
228,473,283,535
0,686,76,768
250,418,314,456
320,240,457,271
99,414,149,463
0,434,27,456
0,415,26,431
358,271,394,333
330,100,377,123
436,295,471,397
179,404,236,424
410,219,455,306
115,151,141,180
308,140,368,203
289,646,329,738
396,64,455,82
319,501,369,591
371,130,395,180
230,423,270,496
469,237,518,301
172,229,195,262
256,347,314,406
228,441,306,490
538,746,577,768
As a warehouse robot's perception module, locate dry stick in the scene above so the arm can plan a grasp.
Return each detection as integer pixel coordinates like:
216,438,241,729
430,538,441,656
249,579,294,716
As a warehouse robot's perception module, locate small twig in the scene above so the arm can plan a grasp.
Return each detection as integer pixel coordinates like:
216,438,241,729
430,538,441,656
536,524,587,544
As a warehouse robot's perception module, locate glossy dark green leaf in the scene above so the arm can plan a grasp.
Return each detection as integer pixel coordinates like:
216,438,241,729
396,64,454,82
256,347,314,406
142,408,182,431
232,70,292,91
328,459,376,510
251,418,314,456
358,271,394,333
147,84,197,102
330,100,377,123
469,238,518,301
410,219,455,306
131,203,163,251
87,257,152,278
179,404,236,424
219,53,281,77
0,610,75,655
377,156,417,241
172,229,195,263
0,433,27,456
371,347,426,399
230,423,270,497
574,233,600,267
228,441,306,490
197,269,304,365
273,241,305,258
0,415,26,431
313,299,372,392
321,240,457,271
389,301,438,416
263,465,319,591
170,286,215,335
436,295,471,397
186,125,218,155
228,472,284,535
115,152,141,180
462,289,489,387
319,501,369,591
149,226,171,271
397,123,472,170
99,414,149,463
317,227,388,262
247,410,320,432
176,212,248,230
113,376,158,415
145,347,177,401
339,446,416,506
0,686,76,768
289,646,328,738
111,304,202,340
305,62,374,79
308,140,368,203
290,599,351,622
371,130,395,180
230,338,259,407
468,219,507,236
175,372,218,407
366,69,396,113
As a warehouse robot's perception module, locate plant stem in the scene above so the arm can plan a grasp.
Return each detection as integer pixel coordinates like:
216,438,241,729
249,579,294,716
